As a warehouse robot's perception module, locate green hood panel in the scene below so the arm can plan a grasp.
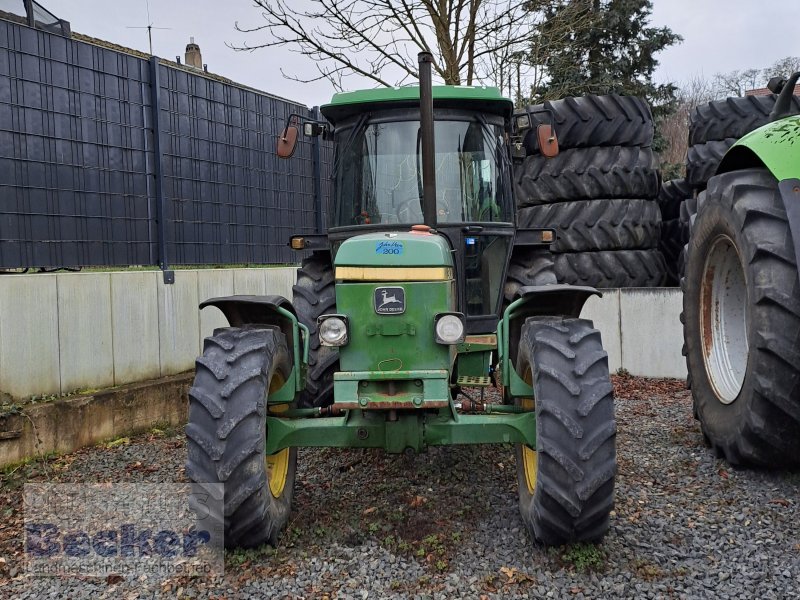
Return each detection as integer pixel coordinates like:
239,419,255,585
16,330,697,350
335,232,453,268
726,115,800,181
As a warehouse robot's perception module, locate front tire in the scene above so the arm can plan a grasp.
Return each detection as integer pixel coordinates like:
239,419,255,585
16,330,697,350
185,326,296,548
514,317,616,545
682,168,800,467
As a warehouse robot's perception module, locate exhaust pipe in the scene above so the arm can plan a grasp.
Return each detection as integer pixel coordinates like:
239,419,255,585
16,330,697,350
418,52,437,229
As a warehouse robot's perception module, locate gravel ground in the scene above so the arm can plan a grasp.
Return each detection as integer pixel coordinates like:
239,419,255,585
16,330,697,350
1,375,799,599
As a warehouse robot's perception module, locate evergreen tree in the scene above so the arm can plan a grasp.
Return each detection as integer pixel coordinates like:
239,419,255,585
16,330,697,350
532,0,681,114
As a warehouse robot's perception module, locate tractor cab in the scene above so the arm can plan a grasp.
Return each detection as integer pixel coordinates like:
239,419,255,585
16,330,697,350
319,85,517,334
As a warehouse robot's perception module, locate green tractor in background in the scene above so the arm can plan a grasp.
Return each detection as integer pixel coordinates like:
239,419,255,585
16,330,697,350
185,53,616,548
682,72,800,467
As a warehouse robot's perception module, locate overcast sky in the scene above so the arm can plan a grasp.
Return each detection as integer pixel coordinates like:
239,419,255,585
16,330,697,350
52,0,800,107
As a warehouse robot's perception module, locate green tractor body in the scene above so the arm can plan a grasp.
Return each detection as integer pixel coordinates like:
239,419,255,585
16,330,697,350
187,54,617,549
681,73,800,467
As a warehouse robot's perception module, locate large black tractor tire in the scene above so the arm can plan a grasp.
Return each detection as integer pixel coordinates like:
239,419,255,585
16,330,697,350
682,168,800,467
292,252,337,408
659,218,688,287
515,317,616,545
553,249,666,288
657,178,692,221
686,139,736,189
504,248,558,303
519,94,653,154
515,146,660,206
186,326,296,548
518,198,660,252
689,95,800,146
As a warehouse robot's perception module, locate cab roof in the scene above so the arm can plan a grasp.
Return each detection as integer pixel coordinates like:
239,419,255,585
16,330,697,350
320,85,513,124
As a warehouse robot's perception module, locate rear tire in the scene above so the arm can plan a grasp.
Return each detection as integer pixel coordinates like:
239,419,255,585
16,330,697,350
657,178,691,221
517,198,660,252
186,326,296,548
504,248,558,303
292,252,337,408
519,95,653,153
553,249,666,288
515,147,660,205
682,169,800,467
686,139,736,189
514,317,616,545
689,95,800,145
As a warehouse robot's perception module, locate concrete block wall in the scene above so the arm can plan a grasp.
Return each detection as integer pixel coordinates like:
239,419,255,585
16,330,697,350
582,288,687,379
0,269,686,399
0,268,297,399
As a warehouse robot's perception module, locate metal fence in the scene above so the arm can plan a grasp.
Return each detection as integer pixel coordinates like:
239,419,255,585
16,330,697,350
0,17,330,271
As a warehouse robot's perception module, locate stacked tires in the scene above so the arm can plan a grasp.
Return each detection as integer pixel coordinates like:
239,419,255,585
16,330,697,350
658,94,800,284
512,95,666,290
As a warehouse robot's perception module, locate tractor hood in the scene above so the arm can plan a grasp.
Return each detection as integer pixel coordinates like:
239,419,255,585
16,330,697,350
334,231,454,269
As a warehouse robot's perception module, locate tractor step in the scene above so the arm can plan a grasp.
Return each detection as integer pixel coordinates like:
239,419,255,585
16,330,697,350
457,376,492,387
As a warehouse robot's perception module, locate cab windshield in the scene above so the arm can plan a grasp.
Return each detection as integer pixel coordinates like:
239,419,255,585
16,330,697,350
332,112,512,227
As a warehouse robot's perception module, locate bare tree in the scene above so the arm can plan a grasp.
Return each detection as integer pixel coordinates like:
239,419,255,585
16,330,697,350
233,0,552,90
764,56,800,80
659,75,717,177
712,68,762,98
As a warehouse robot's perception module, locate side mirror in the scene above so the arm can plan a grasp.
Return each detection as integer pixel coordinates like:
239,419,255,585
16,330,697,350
537,123,559,158
277,125,299,159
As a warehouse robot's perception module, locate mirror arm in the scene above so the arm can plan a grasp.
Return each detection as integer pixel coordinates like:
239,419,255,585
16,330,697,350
281,112,330,138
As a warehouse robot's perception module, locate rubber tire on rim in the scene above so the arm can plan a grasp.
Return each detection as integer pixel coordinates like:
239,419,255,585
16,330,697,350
686,139,736,189
657,178,692,221
553,249,666,288
518,95,653,153
292,252,337,408
689,95,800,145
517,199,661,252
514,317,616,545
514,146,659,206
504,248,558,303
682,168,800,467
185,326,296,548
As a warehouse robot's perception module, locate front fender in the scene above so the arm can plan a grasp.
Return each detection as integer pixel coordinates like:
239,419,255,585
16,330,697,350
200,295,308,396
497,284,601,393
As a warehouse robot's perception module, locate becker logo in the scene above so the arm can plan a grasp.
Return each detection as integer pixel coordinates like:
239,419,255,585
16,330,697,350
374,287,405,314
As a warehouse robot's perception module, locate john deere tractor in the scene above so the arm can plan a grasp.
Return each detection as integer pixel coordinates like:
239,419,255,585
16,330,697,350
186,53,616,548
681,72,800,467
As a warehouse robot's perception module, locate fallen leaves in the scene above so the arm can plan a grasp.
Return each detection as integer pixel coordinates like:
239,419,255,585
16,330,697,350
408,495,427,508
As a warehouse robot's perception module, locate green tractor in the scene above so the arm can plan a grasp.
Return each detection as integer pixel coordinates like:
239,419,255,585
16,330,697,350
682,72,800,467
185,53,616,548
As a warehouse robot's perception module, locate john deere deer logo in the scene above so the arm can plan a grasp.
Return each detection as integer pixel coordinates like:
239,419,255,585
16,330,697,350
374,287,405,314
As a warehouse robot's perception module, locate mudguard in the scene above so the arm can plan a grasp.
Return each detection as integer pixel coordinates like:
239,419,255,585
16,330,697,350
497,284,602,393
718,115,800,182
200,295,308,395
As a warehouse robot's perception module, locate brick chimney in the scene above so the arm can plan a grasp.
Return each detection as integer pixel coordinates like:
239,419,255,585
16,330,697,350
185,37,202,69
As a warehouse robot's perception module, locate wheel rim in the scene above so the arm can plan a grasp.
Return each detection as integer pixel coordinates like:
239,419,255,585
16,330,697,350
521,366,537,494
700,235,749,404
266,371,289,498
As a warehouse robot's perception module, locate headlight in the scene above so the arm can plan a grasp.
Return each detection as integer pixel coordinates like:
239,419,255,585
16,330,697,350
434,313,465,344
318,315,349,346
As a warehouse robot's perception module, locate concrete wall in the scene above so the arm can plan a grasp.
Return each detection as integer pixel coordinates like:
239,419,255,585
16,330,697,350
0,269,686,399
582,288,687,379
0,268,297,399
